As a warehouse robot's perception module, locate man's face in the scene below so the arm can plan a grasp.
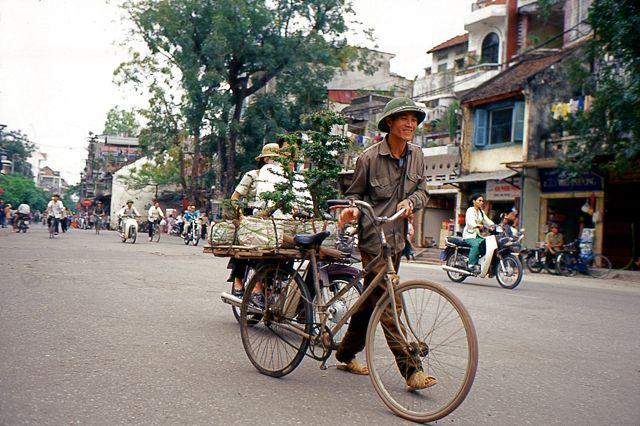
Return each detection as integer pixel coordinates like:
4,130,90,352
127,202,133,208
52,196,59,202
154,202,159,207
551,227,558,234
387,112,419,142
189,206,195,212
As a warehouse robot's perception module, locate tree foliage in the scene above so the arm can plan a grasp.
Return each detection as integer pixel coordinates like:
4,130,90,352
0,173,49,211
258,109,350,218
116,0,360,203
103,106,141,137
562,0,640,176
0,128,35,177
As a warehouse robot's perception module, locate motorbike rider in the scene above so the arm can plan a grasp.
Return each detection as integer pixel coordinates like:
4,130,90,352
335,97,435,391
147,200,165,241
545,223,564,268
46,194,64,235
117,200,141,235
15,202,31,231
182,205,200,237
92,201,105,229
463,194,495,274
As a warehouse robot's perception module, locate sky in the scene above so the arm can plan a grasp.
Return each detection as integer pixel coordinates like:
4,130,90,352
0,0,472,184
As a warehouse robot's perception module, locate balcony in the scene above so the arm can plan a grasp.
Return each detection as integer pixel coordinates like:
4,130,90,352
465,2,506,29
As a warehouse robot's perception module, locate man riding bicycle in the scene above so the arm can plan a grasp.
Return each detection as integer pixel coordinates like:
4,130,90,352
147,200,165,241
46,194,64,235
335,97,437,391
182,205,200,237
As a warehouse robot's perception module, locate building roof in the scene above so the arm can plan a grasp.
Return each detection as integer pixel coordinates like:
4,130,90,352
461,47,580,105
427,34,469,54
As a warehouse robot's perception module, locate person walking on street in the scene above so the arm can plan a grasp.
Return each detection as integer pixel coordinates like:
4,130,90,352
147,201,165,241
0,200,5,228
334,97,436,390
462,194,494,274
402,216,416,261
60,207,69,233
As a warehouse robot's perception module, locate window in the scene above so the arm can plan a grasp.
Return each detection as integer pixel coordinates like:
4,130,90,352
489,107,513,145
481,33,500,64
455,58,465,69
473,101,525,147
438,63,448,72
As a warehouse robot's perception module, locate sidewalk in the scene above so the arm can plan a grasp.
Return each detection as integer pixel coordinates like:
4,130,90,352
610,268,640,283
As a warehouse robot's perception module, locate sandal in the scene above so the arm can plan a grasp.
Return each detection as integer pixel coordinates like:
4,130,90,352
406,371,438,391
337,359,369,375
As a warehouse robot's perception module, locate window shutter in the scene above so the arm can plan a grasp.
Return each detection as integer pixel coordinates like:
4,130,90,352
513,101,525,142
474,109,488,147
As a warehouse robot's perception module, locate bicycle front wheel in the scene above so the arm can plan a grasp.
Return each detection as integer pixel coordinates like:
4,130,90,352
365,280,478,423
587,254,611,279
240,263,312,378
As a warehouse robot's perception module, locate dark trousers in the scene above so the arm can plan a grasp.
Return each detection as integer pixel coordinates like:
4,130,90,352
148,220,155,237
47,216,60,233
335,251,422,380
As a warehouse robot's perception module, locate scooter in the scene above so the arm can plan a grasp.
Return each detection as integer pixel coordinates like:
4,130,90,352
183,219,201,246
16,216,30,233
441,229,524,289
120,217,139,244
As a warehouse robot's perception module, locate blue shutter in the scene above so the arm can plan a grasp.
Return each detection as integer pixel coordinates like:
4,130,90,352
513,101,525,142
473,109,488,147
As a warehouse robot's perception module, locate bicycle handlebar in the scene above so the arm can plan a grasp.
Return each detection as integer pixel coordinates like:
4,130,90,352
326,199,406,224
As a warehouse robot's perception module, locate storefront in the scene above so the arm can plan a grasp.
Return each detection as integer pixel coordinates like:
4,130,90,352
537,168,604,254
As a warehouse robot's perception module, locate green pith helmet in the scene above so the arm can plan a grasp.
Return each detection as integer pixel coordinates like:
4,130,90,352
377,97,426,133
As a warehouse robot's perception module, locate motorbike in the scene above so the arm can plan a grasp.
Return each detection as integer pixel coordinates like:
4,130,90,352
120,217,139,244
15,215,30,233
183,219,201,246
441,228,524,289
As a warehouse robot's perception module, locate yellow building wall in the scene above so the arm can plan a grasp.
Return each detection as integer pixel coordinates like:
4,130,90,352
468,144,523,172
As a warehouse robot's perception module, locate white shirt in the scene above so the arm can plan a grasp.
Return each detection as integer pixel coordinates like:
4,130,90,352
148,206,165,221
17,204,31,214
47,200,64,218
462,206,494,240
255,163,313,218
234,169,260,209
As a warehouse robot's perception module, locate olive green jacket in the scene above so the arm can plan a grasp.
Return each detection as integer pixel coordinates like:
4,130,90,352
346,138,430,255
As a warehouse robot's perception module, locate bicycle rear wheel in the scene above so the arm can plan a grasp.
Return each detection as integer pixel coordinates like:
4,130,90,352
366,280,478,423
556,253,577,277
240,264,312,378
587,254,611,279
154,225,161,242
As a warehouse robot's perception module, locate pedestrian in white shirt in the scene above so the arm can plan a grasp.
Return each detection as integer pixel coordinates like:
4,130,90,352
46,194,64,235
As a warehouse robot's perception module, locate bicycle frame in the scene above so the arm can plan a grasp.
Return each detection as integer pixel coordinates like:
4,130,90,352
276,201,418,354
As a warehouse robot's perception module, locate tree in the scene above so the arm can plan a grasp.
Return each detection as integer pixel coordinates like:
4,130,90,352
0,128,36,177
0,173,49,211
117,0,361,202
103,106,141,137
561,0,640,175
258,109,350,218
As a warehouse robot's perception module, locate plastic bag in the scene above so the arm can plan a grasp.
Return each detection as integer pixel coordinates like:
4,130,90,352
209,221,237,246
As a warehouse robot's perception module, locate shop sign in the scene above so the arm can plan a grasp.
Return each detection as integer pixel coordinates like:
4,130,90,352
539,168,603,193
486,181,519,200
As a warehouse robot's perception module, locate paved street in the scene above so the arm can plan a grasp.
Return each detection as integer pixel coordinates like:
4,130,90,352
1,226,639,425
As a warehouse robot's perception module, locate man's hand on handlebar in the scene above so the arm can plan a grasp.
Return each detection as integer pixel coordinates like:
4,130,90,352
396,199,413,219
338,207,359,229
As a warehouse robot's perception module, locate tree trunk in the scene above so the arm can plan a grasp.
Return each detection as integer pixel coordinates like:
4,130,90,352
177,139,189,198
224,93,245,196
190,129,201,205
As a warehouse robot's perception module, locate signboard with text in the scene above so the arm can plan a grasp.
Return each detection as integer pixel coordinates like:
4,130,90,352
539,169,603,193
486,180,520,201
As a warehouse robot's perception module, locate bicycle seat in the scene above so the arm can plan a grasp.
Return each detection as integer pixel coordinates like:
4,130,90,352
446,236,471,247
294,231,330,248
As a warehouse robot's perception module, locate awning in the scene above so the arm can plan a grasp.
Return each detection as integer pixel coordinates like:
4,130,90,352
503,158,558,169
444,169,518,184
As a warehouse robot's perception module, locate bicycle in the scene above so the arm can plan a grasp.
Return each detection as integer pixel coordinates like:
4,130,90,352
94,215,102,235
556,240,612,278
150,221,161,242
47,216,59,239
238,200,478,423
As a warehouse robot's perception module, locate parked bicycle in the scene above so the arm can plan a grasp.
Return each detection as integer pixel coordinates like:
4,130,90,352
556,240,612,278
237,199,478,423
